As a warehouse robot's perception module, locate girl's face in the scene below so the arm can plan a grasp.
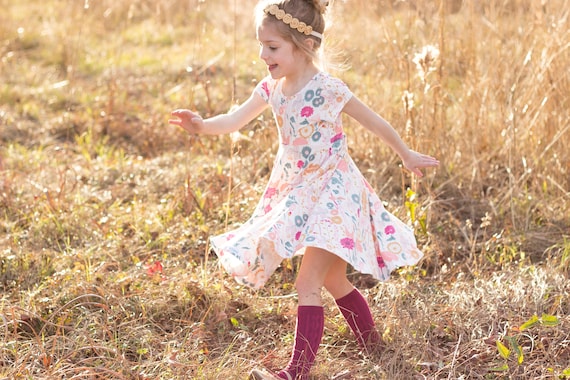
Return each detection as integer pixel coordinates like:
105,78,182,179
257,21,307,80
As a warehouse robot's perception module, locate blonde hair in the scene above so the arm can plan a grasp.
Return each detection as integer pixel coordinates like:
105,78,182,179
256,0,331,70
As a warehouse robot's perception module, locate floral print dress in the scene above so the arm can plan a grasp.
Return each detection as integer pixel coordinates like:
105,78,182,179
210,72,423,289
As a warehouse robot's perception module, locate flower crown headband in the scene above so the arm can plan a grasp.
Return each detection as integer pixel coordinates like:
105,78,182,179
264,4,324,40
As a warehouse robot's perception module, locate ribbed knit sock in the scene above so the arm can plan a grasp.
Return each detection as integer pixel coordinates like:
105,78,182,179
277,305,324,380
335,288,381,348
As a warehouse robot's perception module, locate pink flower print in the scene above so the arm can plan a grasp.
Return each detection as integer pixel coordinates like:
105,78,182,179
297,160,305,169
376,255,386,268
295,231,302,241
264,204,272,214
292,137,308,146
331,133,343,143
340,237,355,249
385,225,396,235
261,82,270,97
337,158,348,172
300,106,314,117
355,240,363,252
382,251,399,261
265,187,277,198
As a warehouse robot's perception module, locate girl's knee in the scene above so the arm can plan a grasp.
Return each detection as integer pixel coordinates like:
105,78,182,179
295,276,324,304
295,275,321,294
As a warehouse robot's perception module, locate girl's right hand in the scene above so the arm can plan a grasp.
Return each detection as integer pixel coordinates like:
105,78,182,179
169,109,204,134
401,149,440,177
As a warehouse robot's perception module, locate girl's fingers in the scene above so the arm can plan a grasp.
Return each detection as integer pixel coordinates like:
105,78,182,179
418,155,439,168
403,152,440,176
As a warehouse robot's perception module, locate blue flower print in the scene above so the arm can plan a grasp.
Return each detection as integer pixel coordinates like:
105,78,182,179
311,131,322,141
294,213,309,227
312,88,325,107
312,96,325,107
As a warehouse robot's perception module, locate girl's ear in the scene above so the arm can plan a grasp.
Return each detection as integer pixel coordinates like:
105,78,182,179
304,37,315,50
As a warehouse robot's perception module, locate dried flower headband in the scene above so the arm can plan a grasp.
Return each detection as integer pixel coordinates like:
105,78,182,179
264,4,323,40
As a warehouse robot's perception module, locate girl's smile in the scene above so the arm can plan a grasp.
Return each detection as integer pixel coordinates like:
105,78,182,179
257,22,298,79
257,21,319,96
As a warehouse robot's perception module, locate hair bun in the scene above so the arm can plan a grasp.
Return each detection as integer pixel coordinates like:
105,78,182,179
311,0,329,14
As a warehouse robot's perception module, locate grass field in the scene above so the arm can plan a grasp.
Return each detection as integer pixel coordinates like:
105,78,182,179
1,0,569,378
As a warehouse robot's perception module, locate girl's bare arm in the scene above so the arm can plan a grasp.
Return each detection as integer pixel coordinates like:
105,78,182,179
169,92,268,136
343,96,439,176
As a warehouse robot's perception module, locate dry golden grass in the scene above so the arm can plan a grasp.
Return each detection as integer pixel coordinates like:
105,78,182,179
1,0,569,379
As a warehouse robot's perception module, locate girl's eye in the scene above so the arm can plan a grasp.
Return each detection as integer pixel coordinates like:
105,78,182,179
258,43,278,52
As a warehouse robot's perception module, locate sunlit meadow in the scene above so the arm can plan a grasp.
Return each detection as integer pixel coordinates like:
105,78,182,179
1,0,569,379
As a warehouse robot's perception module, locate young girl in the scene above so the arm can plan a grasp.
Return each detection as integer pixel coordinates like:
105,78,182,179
170,0,439,378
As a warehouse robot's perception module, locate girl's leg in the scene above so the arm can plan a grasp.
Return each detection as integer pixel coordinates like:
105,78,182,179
323,258,381,350
322,256,353,299
295,246,344,306
276,247,339,380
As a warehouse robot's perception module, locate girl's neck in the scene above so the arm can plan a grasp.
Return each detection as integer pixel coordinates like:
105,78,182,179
282,63,320,97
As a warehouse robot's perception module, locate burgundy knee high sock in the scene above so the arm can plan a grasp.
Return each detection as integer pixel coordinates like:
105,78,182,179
277,305,324,380
335,288,380,348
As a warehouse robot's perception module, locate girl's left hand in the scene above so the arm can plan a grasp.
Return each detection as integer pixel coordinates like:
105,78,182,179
401,150,440,177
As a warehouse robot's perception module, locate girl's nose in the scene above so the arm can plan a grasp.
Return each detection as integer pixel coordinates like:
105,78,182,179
259,46,268,61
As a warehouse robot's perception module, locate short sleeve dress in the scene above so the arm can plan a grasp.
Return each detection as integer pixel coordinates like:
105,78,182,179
210,72,423,289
